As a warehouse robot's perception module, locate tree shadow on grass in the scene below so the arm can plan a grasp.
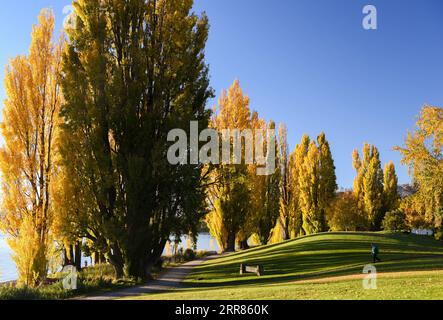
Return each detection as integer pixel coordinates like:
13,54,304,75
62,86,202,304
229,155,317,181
184,232,443,289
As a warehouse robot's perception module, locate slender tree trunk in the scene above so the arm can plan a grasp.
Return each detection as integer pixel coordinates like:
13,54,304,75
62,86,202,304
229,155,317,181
68,244,74,265
280,217,290,241
224,232,236,252
93,252,99,265
74,242,82,270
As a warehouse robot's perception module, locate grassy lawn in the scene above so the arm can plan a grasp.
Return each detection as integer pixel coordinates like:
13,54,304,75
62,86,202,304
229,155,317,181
129,270,443,300
125,232,443,300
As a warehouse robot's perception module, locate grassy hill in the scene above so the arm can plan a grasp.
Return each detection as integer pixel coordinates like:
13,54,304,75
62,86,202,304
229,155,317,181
128,232,443,300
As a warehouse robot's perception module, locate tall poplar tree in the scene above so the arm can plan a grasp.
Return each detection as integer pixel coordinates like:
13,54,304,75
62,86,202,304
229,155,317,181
206,80,252,252
383,161,399,213
289,134,310,237
317,132,337,231
299,141,321,234
0,10,63,286
353,144,384,230
277,124,292,240
61,0,213,278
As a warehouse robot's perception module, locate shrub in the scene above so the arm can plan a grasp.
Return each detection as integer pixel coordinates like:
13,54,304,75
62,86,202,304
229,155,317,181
434,231,443,241
183,249,196,261
382,210,406,231
326,192,367,231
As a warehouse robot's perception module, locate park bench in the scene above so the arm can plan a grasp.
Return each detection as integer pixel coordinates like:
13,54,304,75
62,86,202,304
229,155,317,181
240,263,264,276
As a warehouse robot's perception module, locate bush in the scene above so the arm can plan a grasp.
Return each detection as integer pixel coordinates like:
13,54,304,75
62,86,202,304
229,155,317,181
382,210,406,231
434,231,443,241
183,249,196,261
326,192,367,231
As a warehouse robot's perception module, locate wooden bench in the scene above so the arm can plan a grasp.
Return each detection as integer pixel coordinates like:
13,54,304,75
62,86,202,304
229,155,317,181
240,263,264,276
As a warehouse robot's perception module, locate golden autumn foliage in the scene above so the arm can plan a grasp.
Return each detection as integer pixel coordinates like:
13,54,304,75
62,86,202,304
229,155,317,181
206,80,253,252
0,10,63,286
396,106,443,228
206,80,280,249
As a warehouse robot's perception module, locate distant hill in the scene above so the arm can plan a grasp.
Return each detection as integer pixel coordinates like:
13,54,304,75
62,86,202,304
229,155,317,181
398,184,416,199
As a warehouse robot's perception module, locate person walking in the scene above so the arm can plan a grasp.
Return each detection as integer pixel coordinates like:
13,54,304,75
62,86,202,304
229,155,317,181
371,243,381,263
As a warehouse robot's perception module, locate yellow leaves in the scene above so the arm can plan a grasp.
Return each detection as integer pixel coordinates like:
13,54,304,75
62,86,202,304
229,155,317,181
213,80,251,130
0,9,63,285
9,215,46,287
396,106,443,229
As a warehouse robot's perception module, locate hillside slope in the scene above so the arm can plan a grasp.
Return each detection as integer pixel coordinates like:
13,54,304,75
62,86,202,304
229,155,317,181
129,232,443,300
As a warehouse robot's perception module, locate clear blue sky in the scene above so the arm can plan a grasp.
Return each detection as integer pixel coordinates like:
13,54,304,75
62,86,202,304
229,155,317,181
1,0,442,188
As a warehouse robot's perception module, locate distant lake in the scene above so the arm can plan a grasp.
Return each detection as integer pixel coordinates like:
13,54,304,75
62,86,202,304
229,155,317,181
0,234,16,283
0,233,219,283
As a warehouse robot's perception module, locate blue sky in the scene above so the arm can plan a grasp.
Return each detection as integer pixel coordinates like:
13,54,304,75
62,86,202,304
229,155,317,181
1,0,442,188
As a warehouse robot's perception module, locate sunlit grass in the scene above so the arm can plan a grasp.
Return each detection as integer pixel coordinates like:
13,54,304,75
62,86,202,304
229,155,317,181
126,232,443,300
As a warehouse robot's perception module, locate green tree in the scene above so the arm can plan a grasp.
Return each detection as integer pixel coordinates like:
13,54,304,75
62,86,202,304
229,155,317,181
288,134,310,237
353,144,384,230
317,132,337,231
299,141,321,234
383,161,399,214
253,121,281,245
61,0,212,279
382,210,406,231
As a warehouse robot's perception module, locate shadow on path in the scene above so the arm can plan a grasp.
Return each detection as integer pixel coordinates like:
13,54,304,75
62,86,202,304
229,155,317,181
78,255,220,300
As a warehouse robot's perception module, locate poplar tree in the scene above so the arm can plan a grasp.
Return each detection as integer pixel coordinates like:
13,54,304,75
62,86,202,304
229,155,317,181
299,141,321,234
0,10,63,286
252,121,281,245
383,161,399,213
61,0,212,278
317,132,337,231
353,144,384,230
277,124,291,240
206,80,252,252
289,134,310,237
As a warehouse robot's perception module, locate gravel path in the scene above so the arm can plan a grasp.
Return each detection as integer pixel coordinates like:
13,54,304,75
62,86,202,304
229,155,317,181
79,255,218,300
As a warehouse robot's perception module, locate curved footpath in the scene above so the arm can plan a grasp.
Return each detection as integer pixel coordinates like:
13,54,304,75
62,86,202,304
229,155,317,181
78,255,219,300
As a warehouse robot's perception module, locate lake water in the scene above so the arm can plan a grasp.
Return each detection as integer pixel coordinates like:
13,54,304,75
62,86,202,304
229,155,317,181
0,233,219,283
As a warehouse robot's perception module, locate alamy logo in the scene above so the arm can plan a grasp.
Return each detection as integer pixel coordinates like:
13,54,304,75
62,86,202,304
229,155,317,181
62,5,76,29
62,265,78,290
362,264,377,289
167,121,276,176
362,5,378,30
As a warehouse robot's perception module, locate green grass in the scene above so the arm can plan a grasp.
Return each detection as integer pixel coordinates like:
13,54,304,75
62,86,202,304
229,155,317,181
127,232,443,300
131,270,443,300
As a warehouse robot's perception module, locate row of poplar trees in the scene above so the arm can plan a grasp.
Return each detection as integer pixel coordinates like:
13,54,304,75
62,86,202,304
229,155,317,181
205,80,402,251
0,1,403,286
205,80,338,251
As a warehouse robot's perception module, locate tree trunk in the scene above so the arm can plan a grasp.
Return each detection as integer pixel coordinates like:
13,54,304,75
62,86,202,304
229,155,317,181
224,232,236,252
93,252,99,265
281,217,290,241
62,247,69,266
123,238,167,280
67,244,74,265
74,242,82,270
238,239,249,250
109,246,124,279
